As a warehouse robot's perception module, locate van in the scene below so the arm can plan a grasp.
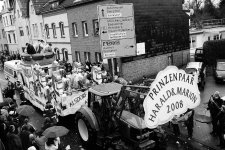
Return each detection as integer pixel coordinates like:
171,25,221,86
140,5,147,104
4,60,21,84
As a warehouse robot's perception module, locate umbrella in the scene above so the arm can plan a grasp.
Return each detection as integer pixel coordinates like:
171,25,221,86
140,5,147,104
42,126,69,138
16,105,35,116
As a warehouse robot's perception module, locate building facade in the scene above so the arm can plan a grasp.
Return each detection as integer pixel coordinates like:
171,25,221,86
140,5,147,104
189,27,225,59
64,0,190,81
14,0,31,53
0,13,8,53
27,0,47,47
65,0,113,65
41,1,72,63
1,0,18,54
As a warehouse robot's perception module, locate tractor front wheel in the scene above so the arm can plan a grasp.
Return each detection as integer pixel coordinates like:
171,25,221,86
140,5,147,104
75,112,96,147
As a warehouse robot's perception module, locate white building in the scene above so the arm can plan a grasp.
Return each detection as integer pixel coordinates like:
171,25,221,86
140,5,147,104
41,0,72,63
14,0,31,53
189,26,225,59
1,0,18,54
27,0,48,47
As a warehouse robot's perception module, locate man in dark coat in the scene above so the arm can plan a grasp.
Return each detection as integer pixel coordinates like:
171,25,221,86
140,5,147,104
6,125,23,150
208,91,223,135
215,105,225,148
184,109,195,140
26,43,36,54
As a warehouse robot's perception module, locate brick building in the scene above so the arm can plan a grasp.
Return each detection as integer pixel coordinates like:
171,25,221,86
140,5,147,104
62,0,189,81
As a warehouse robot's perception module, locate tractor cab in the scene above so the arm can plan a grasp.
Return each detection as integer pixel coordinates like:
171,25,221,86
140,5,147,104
88,82,122,134
75,83,156,150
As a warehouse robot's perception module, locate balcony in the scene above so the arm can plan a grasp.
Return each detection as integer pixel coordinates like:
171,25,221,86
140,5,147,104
4,25,15,32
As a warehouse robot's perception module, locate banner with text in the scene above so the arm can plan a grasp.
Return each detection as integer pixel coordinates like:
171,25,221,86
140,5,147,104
143,66,200,129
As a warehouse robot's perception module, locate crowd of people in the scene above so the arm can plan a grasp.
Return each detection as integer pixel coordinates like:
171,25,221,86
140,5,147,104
0,52,21,70
0,81,68,150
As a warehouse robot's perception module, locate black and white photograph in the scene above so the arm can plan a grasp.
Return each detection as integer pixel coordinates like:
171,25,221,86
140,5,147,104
0,0,225,149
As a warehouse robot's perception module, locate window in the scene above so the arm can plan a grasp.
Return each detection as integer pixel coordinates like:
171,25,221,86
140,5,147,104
45,24,49,38
59,22,65,37
4,2,6,10
93,19,99,36
19,27,24,36
30,4,34,14
32,24,35,37
84,52,91,62
214,35,219,40
2,29,5,38
13,33,16,43
52,23,57,38
40,23,44,37
26,26,29,35
10,15,13,25
190,36,196,48
5,16,8,26
54,48,60,60
17,10,20,18
95,52,102,63
3,17,5,26
75,51,80,62
64,49,68,61
82,21,88,37
35,24,39,37
50,2,59,9
8,34,11,43
72,22,78,37
57,49,60,60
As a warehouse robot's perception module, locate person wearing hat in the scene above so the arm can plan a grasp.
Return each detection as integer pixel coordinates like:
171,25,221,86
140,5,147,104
215,104,225,148
208,91,223,135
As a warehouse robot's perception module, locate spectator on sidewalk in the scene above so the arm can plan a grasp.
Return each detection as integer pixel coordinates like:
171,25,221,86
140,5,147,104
34,133,47,150
45,137,60,150
207,91,223,135
215,105,225,148
20,125,32,150
21,118,36,133
7,125,23,150
171,115,181,144
184,109,195,140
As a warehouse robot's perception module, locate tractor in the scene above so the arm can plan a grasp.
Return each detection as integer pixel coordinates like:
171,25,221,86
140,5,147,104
74,82,156,150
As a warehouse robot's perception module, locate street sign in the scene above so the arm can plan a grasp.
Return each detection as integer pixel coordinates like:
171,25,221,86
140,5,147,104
100,17,135,40
98,4,134,19
101,38,136,58
98,3,136,59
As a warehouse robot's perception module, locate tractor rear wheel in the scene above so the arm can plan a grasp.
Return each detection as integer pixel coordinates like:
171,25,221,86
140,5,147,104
75,112,96,147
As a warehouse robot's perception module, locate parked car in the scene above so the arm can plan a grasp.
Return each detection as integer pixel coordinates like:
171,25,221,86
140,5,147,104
214,59,225,83
195,47,204,62
185,62,206,89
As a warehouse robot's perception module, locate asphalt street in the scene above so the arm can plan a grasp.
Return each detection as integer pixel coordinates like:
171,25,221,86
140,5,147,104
1,67,225,150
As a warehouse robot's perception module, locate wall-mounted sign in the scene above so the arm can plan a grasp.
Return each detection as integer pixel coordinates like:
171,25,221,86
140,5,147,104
137,42,145,55
143,66,200,129
98,3,136,59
